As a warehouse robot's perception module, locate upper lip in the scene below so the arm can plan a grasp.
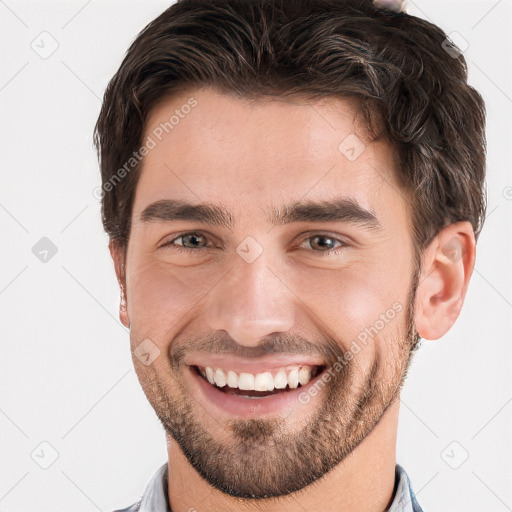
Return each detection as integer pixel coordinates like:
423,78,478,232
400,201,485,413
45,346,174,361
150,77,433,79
186,354,326,374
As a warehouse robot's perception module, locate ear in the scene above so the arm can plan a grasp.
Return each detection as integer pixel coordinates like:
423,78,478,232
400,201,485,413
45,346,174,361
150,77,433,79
414,221,476,340
109,239,130,328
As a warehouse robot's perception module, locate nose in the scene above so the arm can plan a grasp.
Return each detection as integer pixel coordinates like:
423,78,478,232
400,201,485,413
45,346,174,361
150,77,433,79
204,249,295,347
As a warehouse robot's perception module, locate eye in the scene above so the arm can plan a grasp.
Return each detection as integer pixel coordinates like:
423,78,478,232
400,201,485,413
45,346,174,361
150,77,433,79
159,232,349,257
160,232,214,253
299,234,348,255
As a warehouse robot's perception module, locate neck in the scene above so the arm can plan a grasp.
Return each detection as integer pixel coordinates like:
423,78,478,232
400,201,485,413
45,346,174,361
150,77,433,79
167,399,399,512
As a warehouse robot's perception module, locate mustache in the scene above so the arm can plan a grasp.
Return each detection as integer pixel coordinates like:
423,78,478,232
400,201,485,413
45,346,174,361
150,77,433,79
171,331,344,366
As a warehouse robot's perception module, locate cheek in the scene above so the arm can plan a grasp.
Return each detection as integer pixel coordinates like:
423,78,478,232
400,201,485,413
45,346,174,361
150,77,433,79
126,258,218,328
303,266,404,350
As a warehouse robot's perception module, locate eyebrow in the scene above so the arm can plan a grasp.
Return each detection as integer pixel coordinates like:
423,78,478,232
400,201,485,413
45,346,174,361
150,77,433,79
139,196,383,232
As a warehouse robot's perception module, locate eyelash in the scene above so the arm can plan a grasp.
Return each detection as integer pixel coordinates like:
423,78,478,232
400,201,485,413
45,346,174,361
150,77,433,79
159,232,349,256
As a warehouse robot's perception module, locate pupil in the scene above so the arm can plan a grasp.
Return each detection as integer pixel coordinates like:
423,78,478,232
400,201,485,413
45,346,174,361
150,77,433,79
312,236,333,250
184,234,203,248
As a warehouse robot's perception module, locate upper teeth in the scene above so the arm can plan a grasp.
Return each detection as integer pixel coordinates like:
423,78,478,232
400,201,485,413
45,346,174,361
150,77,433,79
200,366,316,391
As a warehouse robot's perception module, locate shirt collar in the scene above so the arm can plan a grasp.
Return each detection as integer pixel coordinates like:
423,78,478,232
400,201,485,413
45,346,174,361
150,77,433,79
133,462,422,512
137,462,170,512
387,463,424,512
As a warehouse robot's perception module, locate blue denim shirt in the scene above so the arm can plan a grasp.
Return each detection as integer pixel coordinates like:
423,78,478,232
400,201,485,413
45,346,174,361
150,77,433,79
114,462,424,512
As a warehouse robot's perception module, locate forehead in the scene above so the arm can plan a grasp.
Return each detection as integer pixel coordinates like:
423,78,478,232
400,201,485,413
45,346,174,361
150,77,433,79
134,86,405,231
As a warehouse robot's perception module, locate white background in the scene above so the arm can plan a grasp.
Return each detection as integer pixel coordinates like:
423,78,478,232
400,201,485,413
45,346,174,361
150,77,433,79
1,1,511,511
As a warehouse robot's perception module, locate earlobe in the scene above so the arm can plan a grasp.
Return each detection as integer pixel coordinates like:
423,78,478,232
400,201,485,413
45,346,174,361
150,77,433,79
109,240,131,329
414,222,476,341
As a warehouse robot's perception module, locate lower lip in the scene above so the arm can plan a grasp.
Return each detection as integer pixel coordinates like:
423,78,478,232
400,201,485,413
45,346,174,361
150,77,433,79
187,366,326,418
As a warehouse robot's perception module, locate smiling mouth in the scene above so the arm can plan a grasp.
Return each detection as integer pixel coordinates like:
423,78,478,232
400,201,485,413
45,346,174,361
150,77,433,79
191,365,326,398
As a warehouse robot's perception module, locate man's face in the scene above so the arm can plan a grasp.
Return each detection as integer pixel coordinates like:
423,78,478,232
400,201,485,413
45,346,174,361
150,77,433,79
117,87,419,498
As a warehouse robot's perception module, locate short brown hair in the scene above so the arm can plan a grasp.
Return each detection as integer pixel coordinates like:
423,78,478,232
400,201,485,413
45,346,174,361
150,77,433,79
94,0,487,271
